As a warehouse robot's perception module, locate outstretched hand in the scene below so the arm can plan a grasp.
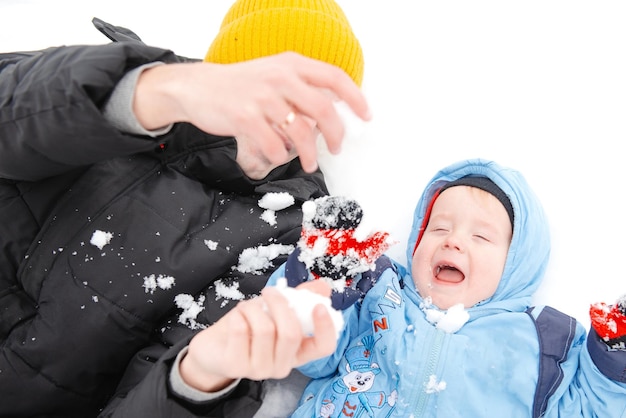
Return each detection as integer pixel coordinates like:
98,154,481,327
134,52,371,179
179,280,338,393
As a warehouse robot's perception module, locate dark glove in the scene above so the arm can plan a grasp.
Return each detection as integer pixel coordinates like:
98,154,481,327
285,196,395,310
590,294,626,350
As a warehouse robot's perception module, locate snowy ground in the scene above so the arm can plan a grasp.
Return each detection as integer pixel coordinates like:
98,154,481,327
2,0,625,327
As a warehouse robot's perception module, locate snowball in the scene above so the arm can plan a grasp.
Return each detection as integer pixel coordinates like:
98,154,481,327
272,277,344,339
90,230,113,250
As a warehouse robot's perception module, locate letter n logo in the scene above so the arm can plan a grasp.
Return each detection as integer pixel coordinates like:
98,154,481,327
373,316,389,333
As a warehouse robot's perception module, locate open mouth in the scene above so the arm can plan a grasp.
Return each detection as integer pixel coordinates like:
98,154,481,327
435,263,465,283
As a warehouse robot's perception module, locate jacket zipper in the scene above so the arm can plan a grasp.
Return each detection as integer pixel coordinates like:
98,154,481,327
410,328,445,417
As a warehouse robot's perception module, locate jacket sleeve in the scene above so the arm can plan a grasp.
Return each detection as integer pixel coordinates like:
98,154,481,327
99,339,265,418
547,326,626,417
0,42,179,181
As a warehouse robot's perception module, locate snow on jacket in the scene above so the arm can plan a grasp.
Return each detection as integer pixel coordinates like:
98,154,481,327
0,38,328,417
268,158,626,417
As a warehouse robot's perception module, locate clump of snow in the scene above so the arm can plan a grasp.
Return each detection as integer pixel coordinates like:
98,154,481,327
174,294,206,330
260,210,277,226
235,244,294,274
258,192,295,226
142,274,176,294
204,239,218,250
272,277,344,338
258,192,295,211
425,374,447,394
421,297,469,333
214,280,245,302
90,230,113,250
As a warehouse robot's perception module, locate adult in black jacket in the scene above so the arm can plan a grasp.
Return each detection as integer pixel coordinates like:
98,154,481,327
0,1,368,416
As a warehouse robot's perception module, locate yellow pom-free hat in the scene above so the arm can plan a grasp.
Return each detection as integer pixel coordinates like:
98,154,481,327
204,0,364,86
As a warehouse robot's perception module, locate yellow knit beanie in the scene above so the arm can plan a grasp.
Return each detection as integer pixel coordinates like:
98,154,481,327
204,0,364,86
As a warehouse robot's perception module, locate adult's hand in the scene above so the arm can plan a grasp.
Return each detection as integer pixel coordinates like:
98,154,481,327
178,280,338,393
133,52,371,178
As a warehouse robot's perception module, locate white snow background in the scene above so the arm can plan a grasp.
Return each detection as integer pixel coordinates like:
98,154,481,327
2,0,625,329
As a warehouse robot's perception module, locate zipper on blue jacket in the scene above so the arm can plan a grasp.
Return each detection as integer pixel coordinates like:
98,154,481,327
410,328,445,417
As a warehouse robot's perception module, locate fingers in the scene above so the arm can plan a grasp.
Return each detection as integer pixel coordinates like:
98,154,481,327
274,55,370,172
296,304,339,364
236,53,371,174
174,54,370,176
234,285,337,377
226,287,308,380
259,287,305,376
184,284,338,386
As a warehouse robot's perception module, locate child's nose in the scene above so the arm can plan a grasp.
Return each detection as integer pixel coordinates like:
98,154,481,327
443,232,464,252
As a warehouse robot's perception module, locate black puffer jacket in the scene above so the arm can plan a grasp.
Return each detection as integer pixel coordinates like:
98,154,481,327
0,27,327,418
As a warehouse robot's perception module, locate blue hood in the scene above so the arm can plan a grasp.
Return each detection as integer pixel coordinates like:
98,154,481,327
404,159,550,312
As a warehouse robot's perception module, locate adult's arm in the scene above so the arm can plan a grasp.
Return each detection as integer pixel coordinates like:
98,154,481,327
99,339,266,418
0,42,178,181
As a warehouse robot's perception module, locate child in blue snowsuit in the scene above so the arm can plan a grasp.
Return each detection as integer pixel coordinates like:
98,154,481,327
268,158,626,417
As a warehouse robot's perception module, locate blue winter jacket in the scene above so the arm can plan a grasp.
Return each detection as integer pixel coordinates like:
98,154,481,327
268,158,626,417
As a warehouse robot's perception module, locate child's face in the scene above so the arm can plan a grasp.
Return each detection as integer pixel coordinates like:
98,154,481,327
411,186,513,310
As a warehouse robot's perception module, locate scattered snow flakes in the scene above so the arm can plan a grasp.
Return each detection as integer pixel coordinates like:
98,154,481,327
155,257,161,263
204,239,218,251
174,294,207,330
425,375,447,394
92,295,99,303
142,274,176,294
90,230,113,250
258,192,295,226
235,244,294,274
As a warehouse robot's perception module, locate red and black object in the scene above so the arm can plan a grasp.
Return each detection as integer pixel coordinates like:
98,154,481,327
285,196,394,310
590,295,626,350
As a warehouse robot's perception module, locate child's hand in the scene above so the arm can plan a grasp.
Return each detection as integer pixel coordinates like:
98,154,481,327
590,294,626,350
285,196,395,310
